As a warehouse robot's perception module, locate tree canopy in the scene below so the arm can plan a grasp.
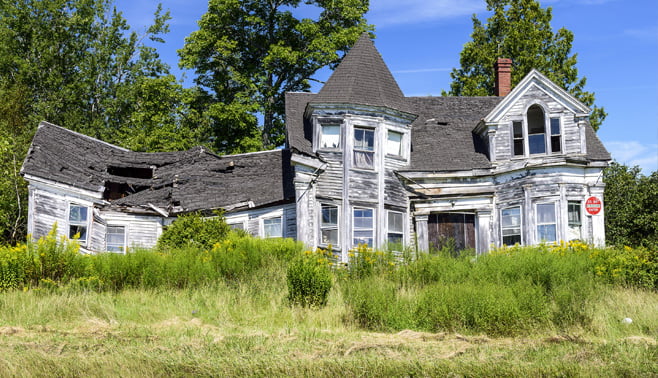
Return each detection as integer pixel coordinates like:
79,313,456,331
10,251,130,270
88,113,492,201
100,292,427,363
178,0,372,153
446,0,606,130
603,162,658,248
0,0,203,243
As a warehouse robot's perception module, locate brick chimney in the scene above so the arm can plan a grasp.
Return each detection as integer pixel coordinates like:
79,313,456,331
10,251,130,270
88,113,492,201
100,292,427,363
494,58,512,96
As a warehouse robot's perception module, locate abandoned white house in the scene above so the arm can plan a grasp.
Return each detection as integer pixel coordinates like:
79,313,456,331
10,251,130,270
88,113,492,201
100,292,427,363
21,34,611,259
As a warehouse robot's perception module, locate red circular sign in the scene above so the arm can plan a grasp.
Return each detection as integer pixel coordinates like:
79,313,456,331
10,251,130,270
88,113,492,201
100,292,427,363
585,196,602,215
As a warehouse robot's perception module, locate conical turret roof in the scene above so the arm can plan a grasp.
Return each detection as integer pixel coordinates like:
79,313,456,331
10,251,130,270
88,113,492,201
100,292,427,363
311,33,410,114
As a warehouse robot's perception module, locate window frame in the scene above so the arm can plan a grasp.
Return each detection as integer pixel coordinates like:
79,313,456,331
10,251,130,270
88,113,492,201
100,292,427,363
536,202,557,243
106,225,127,253
262,216,283,238
550,117,562,153
501,206,522,246
386,210,404,246
319,204,339,247
386,130,403,157
567,200,582,241
68,204,89,245
352,207,374,248
319,124,341,150
511,106,564,158
353,127,375,170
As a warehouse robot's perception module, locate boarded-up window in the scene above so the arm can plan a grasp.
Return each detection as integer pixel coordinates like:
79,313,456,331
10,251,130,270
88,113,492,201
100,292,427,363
501,207,522,246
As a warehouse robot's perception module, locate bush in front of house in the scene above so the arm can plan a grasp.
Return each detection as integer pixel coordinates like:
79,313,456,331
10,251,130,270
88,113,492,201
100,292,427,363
156,211,232,251
286,249,333,308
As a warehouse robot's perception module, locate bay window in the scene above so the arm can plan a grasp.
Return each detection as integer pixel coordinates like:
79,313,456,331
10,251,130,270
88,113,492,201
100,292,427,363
353,127,374,169
501,207,522,246
320,124,341,149
536,203,557,242
353,208,374,247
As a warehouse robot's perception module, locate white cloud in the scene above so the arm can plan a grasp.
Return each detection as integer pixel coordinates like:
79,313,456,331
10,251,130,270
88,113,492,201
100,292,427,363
605,141,658,174
368,0,484,27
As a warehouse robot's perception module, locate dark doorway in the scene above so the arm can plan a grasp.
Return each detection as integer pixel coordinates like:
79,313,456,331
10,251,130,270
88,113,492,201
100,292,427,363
428,213,475,253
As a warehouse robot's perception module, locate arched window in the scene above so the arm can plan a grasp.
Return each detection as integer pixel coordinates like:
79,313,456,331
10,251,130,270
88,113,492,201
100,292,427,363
527,105,546,154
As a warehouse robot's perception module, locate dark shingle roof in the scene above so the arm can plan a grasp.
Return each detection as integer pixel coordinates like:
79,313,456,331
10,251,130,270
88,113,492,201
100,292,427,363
584,124,612,161
285,92,316,156
22,122,294,214
405,97,504,171
310,33,411,113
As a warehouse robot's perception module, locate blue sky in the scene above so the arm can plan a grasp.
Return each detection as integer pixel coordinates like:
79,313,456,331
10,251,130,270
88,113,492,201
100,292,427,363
115,0,657,174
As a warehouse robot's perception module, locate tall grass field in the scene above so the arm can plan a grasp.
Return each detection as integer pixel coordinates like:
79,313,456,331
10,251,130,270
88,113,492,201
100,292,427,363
0,228,656,376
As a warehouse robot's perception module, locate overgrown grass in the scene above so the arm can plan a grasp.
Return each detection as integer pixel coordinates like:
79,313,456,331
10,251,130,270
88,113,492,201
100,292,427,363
0,232,657,375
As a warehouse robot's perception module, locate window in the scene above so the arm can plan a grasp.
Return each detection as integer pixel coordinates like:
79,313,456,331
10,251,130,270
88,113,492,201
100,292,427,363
550,118,562,153
320,204,338,246
386,130,403,156
228,222,244,231
353,208,374,247
387,211,404,245
536,203,557,242
68,204,88,244
320,124,340,149
527,105,546,154
567,201,582,240
513,121,524,156
263,217,282,238
353,127,374,169
501,207,521,246
106,226,126,253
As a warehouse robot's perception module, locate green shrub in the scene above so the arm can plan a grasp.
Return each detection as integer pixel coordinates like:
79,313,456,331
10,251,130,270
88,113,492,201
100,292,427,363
157,211,231,250
287,249,333,308
348,244,395,279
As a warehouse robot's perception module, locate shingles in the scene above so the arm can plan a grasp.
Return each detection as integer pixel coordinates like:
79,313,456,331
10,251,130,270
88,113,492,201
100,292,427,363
310,33,412,114
404,97,504,171
22,122,295,215
285,92,316,155
584,124,612,161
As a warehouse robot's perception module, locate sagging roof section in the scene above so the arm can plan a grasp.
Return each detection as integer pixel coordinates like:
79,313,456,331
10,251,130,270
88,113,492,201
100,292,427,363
22,122,295,215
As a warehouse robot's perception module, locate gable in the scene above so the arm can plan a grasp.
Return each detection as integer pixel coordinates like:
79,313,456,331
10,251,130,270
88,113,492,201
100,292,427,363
483,69,590,124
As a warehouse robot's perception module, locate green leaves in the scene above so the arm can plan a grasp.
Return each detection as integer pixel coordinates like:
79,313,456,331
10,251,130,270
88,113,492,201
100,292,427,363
448,0,606,130
179,0,372,152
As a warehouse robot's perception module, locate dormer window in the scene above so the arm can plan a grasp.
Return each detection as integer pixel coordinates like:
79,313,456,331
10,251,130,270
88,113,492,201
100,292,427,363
353,127,374,169
512,105,562,157
320,124,341,149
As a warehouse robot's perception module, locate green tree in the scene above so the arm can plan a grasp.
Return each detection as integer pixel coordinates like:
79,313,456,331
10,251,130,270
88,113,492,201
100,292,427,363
0,0,200,243
604,162,658,248
446,0,606,130
179,0,372,153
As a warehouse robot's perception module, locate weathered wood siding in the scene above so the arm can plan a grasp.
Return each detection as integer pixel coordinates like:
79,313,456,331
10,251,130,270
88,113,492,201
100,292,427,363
226,203,296,239
101,212,163,250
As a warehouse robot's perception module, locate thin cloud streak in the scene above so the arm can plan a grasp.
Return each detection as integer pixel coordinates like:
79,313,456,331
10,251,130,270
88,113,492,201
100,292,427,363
605,141,658,173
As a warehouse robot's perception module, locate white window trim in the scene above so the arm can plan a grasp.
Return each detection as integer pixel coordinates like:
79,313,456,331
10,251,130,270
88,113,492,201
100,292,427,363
510,103,563,159
386,210,405,246
352,207,375,248
501,206,523,246
106,224,128,254
318,124,342,151
319,203,340,248
261,215,284,238
535,202,558,243
67,203,90,246
353,126,376,170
